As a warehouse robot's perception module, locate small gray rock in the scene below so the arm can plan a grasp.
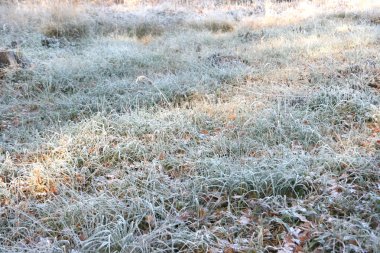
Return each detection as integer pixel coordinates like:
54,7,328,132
41,37,70,48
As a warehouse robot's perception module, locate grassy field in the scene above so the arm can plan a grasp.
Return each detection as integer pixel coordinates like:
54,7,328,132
0,0,379,252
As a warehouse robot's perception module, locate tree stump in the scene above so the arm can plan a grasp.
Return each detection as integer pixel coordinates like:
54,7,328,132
0,50,30,69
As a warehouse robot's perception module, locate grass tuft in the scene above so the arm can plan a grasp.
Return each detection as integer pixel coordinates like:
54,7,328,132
190,19,234,33
41,3,93,39
133,21,164,39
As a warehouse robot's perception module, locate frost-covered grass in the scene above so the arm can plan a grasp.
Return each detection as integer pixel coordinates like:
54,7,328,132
0,0,379,252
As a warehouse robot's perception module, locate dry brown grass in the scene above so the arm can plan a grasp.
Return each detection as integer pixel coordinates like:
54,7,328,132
189,19,234,33
40,2,94,39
